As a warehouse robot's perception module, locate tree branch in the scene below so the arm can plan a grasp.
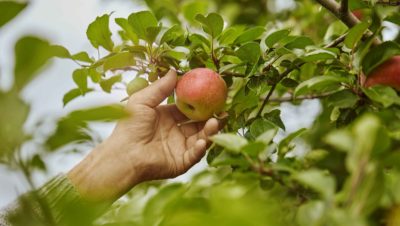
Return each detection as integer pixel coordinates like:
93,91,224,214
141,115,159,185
340,0,349,17
254,32,349,119
314,0,359,28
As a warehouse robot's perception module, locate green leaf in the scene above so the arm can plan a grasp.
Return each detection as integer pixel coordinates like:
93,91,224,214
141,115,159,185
264,109,285,130
103,52,135,71
236,42,261,64
278,128,307,156
218,26,245,45
63,88,93,106
50,45,94,63
250,118,277,138
115,17,139,44
160,24,185,45
100,75,122,93
189,33,211,49
128,11,159,43
88,68,101,83
72,68,88,94
362,85,400,108
233,26,265,44
30,154,47,172
0,1,27,28
294,75,348,97
327,90,359,108
284,36,314,49
385,13,400,26
242,142,267,157
362,41,400,75
14,36,54,90
86,14,114,51
301,48,337,62
294,169,336,199
256,128,278,144
280,78,299,88
0,91,30,156
343,21,369,51
265,29,291,48
324,129,354,152
195,13,224,38
68,104,129,122
46,105,128,150
71,52,94,63
210,133,248,153
296,201,325,226
182,1,209,25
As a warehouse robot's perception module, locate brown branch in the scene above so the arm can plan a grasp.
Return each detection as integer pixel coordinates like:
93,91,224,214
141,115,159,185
315,0,381,45
340,0,349,18
315,0,359,28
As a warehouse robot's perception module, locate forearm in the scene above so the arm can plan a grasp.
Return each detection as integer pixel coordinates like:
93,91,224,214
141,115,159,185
67,136,143,203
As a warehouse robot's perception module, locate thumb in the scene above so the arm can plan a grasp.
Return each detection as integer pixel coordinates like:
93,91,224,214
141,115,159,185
128,69,177,107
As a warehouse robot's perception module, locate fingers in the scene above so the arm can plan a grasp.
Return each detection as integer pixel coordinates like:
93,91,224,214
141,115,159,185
195,118,220,142
183,139,207,167
128,69,177,108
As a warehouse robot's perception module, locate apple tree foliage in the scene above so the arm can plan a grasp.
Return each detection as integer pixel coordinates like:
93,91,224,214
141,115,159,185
1,0,400,225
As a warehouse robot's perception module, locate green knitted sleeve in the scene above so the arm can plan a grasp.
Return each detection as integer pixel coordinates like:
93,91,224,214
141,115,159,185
0,174,109,226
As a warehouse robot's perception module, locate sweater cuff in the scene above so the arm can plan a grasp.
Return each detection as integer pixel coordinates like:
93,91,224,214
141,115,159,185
5,174,109,226
39,174,109,225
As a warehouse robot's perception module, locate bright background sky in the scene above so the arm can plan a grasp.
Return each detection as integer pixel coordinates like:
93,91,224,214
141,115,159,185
4,0,396,208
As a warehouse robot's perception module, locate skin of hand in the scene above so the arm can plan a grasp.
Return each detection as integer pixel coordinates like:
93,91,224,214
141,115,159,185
67,70,220,202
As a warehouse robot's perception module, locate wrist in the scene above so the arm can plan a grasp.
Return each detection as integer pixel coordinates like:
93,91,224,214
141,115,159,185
67,138,142,202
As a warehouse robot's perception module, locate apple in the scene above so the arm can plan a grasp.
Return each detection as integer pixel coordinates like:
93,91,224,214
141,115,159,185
364,56,400,89
175,68,227,121
126,77,149,95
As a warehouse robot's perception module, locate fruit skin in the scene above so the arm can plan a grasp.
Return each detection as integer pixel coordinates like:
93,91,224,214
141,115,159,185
364,56,400,90
175,68,227,121
126,77,149,95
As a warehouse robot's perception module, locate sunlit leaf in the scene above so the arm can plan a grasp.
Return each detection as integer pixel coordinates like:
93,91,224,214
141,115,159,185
14,36,54,91
294,169,336,199
195,13,224,38
128,11,159,43
343,21,369,51
86,14,114,51
100,75,122,93
236,42,261,64
265,29,291,48
0,1,27,28
210,133,248,153
233,26,265,44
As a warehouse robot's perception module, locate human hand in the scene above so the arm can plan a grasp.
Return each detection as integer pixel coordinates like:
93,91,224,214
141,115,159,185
68,70,220,202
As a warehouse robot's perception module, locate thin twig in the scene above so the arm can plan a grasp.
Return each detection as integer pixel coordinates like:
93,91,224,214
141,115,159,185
267,92,336,103
325,33,347,48
314,0,381,45
315,0,359,28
